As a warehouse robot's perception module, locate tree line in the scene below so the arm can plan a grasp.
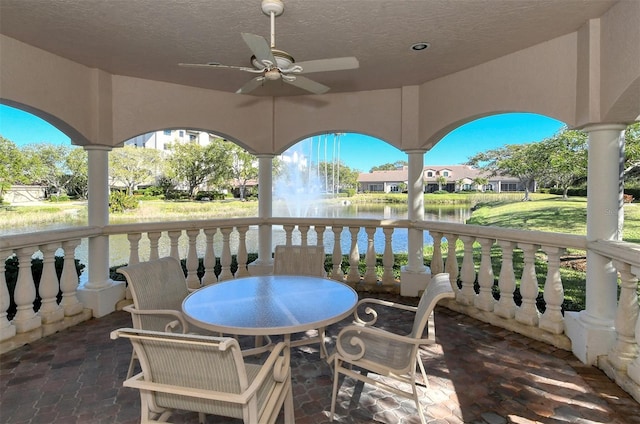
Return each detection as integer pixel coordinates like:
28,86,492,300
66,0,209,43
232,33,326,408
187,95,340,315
465,124,639,200
0,135,362,202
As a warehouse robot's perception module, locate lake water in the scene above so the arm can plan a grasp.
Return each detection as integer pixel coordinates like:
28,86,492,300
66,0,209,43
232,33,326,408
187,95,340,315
10,203,471,266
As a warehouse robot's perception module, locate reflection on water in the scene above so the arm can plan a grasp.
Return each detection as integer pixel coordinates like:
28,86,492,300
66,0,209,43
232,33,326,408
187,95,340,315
15,203,471,266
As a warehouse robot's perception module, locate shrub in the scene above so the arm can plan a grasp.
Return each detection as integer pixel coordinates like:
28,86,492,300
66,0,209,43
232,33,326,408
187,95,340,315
109,191,139,213
340,188,356,197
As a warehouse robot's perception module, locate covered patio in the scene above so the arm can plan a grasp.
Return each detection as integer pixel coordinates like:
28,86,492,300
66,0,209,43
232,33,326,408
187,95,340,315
1,0,640,418
2,297,640,424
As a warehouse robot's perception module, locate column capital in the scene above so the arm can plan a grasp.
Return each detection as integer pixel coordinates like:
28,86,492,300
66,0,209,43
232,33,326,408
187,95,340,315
403,149,427,155
580,123,628,133
83,145,113,152
255,153,276,159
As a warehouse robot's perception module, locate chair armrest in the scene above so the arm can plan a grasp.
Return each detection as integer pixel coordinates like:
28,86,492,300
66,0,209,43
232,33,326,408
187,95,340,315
335,324,427,362
353,298,417,326
243,341,291,398
123,304,190,333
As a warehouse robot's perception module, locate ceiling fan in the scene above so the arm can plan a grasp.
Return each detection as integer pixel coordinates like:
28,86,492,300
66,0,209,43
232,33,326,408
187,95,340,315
179,0,359,95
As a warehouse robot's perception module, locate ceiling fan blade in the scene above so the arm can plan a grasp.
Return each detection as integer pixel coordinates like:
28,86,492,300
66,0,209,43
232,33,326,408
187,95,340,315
285,76,330,95
178,63,260,73
294,57,359,74
236,77,265,94
241,33,276,67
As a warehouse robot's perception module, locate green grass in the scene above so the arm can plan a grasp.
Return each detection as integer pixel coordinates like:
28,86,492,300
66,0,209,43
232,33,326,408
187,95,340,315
467,197,640,243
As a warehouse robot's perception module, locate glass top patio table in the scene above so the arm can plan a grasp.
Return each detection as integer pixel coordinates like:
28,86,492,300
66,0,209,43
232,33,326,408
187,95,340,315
182,275,358,337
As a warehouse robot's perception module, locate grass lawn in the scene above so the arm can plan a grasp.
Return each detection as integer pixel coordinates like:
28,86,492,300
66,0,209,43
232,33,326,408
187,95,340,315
467,197,640,243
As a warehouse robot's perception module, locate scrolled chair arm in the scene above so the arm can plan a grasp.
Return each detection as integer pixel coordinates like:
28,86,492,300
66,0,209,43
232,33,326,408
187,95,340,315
353,297,418,326
336,324,421,362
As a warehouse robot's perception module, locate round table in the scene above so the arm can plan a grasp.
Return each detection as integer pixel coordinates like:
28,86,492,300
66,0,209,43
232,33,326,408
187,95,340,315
182,275,358,355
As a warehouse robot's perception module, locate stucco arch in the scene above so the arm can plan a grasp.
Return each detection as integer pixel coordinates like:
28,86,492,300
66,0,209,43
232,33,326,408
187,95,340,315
0,99,90,146
275,130,396,157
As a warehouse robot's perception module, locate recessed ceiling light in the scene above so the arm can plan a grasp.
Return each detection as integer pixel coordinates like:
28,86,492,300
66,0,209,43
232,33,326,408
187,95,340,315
410,42,430,51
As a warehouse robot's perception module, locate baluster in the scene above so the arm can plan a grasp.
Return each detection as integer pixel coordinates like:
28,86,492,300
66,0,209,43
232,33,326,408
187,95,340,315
444,233,459,286
38,243,64,324
60,240,83,316
626,266,640,386
235,226,250,278
607,261,639,371
331,226,344,281
515,243,540,326
494,240,516,319
363,226,377,287
474,237,495,311
430,231,444,274
13,248,41,333
283,224,295,247
127,232,142,265
185,229,201,289
299,224,310,247
381,227,395,291
539,246,565,334
315,225,326,248
458,236,476,305
218,227,234,281
167,230,182,260
202,228,217,285
0,250,17,341
346,227,361,285
147,231,162,260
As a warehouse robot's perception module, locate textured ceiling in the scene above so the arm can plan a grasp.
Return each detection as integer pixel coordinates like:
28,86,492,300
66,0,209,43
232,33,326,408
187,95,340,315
0,0,617,97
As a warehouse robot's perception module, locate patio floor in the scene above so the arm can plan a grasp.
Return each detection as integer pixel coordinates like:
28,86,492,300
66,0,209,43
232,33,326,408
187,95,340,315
1,294,640,424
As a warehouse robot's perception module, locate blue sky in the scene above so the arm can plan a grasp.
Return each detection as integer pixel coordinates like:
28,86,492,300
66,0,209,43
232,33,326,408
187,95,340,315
0,104,564,172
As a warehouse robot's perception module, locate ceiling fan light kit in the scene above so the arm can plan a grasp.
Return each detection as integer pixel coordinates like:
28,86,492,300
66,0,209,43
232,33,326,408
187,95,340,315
178,0,358,95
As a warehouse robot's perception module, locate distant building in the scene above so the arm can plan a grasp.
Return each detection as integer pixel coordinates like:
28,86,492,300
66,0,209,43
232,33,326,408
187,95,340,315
358,165,530,193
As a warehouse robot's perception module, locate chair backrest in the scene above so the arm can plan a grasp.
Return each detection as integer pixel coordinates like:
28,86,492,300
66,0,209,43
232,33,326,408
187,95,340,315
117,257,190,331
112,328,252,419
409,273,455,339
273,244,326,276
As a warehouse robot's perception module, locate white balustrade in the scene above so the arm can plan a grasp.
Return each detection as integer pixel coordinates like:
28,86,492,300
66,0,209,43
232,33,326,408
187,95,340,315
458,236,476,305
494,240,516,319
475,237,495,312
539,246,565,334
0,250,16,341
515,243,540,326
38,243,64,324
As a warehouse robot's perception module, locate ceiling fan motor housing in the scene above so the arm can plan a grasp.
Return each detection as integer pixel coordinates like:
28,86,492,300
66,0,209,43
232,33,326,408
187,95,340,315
261,0,284,17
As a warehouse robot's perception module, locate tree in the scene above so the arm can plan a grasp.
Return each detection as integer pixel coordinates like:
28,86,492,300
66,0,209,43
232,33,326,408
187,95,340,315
65,147,89,199
110,145,162,195
539,129,588,199
467,143,547,201
0,136,27,198
167,138,232,198
228,145,258,200
317,160,360,193
20,143,70,197
435,175,447,191
624,122,640,180
472,177,489,192
369,160,407,172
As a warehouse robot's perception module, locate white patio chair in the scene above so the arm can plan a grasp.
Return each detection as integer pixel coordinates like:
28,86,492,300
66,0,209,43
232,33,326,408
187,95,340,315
117,256,195,378
111,328,294,424
328,273,454,424
273,244,327,277
273,244,330,355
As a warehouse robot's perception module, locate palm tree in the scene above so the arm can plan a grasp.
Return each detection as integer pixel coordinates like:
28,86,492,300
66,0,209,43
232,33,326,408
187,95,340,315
473,177,488,192
436,175,447,191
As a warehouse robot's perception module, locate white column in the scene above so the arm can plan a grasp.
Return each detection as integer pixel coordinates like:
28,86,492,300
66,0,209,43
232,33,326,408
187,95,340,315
84,146,111,289
401,150,430,296
565,123,626,364
77,145,126,317
249,154,274,275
